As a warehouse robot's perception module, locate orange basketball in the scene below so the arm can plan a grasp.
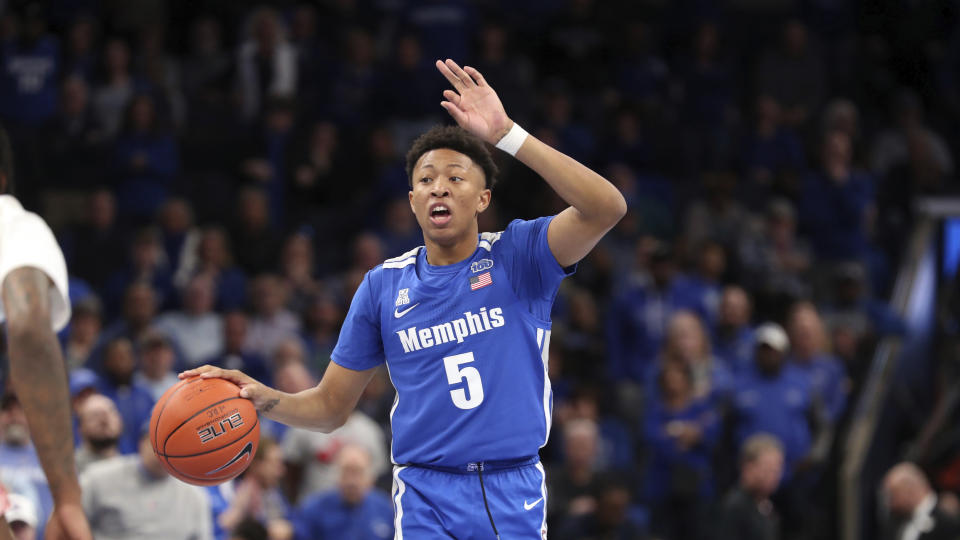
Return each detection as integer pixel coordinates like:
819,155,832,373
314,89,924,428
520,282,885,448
149,376,260,486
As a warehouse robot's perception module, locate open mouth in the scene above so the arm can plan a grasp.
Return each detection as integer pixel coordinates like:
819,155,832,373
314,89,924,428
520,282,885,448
429,204,452,226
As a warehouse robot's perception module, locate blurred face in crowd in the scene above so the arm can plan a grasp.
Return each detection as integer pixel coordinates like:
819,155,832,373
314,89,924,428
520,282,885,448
184,275,215,316
698,242,726,281
252,9,281,51
305,294,342,333
223,312,248,352
666,311,708,363
62,76,88,116
199,228,230,268
130,95,156,132
756,95,781,131
159,199,193,234
140,340,174,380
660,361,693,401
784,20,807,56
191,18,221,56
252,442,285,488
271,339,307,372
124,283,157,328
596,486,630,528
273,359,314,394
78,394,122,450
396,34,421,70
755,344,784,377
104,39,130,77
337,445,375,505
822,130,852,171
88,189,116,231
103,339,136,384
569,289,598,332
788,303,824,359
883,464,931,519
409,148,491,254
743,447,783,498
719,286,750,329
282,234,314,279
0,398,29,447
238,190,270,230
650,256,674,289
68,17,95,56
252,275,285,316
564,420,599,471
69,308,102,346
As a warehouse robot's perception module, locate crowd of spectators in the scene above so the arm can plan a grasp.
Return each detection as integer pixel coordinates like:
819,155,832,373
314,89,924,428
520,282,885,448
0,1,958,539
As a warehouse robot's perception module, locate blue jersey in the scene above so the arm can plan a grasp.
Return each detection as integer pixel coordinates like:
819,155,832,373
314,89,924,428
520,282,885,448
332,217,572,467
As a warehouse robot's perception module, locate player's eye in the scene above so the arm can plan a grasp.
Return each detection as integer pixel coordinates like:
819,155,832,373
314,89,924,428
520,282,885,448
450,176,463,182
419,177,432,184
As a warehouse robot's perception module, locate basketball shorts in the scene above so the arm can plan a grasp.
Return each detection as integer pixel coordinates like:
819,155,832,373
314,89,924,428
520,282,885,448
391,457,548,539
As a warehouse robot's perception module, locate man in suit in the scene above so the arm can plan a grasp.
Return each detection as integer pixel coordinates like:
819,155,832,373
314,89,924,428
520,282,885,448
881,462,960,540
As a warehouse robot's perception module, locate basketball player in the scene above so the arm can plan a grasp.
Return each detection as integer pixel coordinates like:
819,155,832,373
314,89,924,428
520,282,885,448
0,127,92,539
183,58,626,538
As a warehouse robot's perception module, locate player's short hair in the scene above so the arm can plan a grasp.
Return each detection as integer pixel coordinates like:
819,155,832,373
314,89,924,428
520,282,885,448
405,126,499,190
0,123,14,195
739,433,784,467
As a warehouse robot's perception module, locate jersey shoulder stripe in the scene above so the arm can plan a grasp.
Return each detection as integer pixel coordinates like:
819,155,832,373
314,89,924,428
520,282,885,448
382,247,422,269
478,231,503,252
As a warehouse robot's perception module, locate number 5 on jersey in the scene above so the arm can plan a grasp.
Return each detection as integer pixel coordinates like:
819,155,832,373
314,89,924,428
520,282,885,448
443,352,484,409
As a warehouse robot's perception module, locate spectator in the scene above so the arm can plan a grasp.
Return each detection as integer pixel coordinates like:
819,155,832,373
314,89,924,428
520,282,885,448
236,7,296,122
0,394,52,538
133,332,178,400
651,310,734,405
643,360,718,540
63,15,99,82
245,274,300,361
798,129,875,263
881,462,960,540
278,232,320,314
556,476,648,540
158,198,200,284
325,28,378,126
292,444,393,540
230,187,283,276
299,293,343,377
74,394,122,474
713,285,756,374
101,228,174,317
5,493,39,540
870,89,953,179
81,425,212,540
238,96,297,230
717,433,785,540
207,310,272,385
96,338,155,454
607,243,708,383
821,262,907,341
153,273,224,367
686,239,726,327
741,95,805,208
42,75,106,190
217,437,292,539
787,302,848,423
92,38,136,138
0,2,60,127
738,198,812,316
683,170,749,253
755,19,826,129
62,188,126,290
192,226,248,311
63,296,103,370
94,281,161,368
111,93,180,221
547,419,604,530
282,366,386,502
134,23,185,130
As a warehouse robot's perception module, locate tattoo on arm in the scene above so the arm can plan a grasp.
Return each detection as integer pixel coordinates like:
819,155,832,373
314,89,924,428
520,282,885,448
261,399,280,413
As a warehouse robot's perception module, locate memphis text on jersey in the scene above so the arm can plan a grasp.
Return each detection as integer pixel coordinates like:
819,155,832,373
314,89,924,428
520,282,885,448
396,306,505,353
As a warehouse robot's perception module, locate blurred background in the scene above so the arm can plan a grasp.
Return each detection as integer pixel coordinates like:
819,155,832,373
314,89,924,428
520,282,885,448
0,0,958,539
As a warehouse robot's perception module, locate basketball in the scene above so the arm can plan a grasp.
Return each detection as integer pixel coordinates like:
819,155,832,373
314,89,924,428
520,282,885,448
149,377,260,486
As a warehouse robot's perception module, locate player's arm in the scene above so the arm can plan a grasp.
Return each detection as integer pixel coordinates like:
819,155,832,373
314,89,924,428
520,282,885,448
180,362,378,433
436,59,627,267
2,267,92,540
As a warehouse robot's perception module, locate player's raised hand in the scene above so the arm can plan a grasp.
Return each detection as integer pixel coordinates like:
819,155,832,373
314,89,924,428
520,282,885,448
179,365,277,412
435,59,513,145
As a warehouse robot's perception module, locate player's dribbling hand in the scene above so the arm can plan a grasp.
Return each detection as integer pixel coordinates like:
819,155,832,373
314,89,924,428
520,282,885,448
44,503,93,540
179,365,277,412
435,58,513,145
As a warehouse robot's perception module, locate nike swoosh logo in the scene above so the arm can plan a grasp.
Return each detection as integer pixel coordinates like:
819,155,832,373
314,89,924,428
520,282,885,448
394,303,420,318
205,442,253,475
523,497,544,511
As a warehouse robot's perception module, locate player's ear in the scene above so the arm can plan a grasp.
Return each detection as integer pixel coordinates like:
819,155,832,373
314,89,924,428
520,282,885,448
408,190,415,213
476,188,491,214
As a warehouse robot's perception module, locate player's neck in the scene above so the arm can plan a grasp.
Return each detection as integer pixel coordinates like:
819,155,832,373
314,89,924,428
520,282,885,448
423,232,479,266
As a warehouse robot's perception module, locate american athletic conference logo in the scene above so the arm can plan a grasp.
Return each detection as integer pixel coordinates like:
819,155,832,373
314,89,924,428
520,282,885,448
470,259,493,273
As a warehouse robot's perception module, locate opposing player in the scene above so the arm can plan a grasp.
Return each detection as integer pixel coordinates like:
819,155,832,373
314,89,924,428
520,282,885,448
182,58,626,537
0,127,92,539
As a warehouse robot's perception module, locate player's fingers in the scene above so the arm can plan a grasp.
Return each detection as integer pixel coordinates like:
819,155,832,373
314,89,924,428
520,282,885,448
444,59,475,86
178,365,216,379
440,101,469,125
463,66,487,86
435,60,465,90
442,89,461,104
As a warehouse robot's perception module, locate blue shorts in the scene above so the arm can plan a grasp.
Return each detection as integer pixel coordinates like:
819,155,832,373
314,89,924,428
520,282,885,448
391,458,548,539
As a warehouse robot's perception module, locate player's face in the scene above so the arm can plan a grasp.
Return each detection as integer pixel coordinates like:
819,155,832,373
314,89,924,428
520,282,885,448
409,148,491,248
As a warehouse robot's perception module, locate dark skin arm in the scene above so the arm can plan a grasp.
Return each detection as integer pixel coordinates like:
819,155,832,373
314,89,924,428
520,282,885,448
3,267,92,540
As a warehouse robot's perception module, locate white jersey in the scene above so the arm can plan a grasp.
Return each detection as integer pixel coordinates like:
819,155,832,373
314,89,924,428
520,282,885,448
0,195,70,331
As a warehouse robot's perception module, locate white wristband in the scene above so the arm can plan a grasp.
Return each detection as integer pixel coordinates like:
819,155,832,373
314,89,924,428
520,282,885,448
494,123,528,156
